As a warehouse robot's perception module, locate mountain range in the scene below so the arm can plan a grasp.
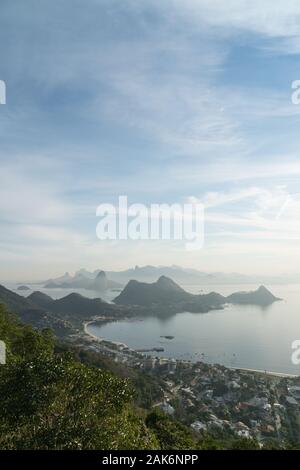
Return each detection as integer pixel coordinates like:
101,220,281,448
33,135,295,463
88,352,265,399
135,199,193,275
38,265,298,288
0,284,72,335
0,277,281,336
0,284,129,334
44,270,122,291
114,276,281,311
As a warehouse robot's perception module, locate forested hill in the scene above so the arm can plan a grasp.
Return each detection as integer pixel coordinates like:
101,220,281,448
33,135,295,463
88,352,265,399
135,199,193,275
0,304,157,449
0,304,295,450
0,304,209,450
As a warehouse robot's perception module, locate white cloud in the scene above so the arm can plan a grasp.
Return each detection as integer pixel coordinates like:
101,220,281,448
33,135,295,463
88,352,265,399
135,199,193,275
168,0,300,39
1,1,300,278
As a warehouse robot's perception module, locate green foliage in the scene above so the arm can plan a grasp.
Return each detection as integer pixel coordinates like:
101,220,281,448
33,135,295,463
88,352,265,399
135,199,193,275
229,437,261,450
146,410,198,450
0,303,296,450
0,304,54,361
197,434,225,450
0,305,157,450
0,354,158,449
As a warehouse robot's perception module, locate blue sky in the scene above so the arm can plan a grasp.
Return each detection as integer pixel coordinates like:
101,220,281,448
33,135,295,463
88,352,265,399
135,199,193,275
1,0,300,280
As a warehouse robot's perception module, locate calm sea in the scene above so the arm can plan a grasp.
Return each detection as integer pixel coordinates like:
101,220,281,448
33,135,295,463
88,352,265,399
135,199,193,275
6,281,300,375
87,283,300,375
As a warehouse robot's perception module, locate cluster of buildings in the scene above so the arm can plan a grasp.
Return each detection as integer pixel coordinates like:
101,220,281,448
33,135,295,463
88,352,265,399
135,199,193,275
147,361,300,444
73,331,300,445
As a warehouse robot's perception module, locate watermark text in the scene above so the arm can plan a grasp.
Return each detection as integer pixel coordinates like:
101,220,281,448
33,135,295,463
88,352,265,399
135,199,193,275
291,80,300,105
96,196,204,250
0,80,6,104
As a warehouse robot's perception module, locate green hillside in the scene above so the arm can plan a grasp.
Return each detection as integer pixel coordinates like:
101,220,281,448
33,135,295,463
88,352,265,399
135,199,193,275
0,304,298,450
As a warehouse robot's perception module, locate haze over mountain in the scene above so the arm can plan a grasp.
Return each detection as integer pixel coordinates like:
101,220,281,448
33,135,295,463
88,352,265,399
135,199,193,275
106,265,299,286
114,276,193,307
0,284,130,332
0,278,281,335
0,284,71,334
44,269,121,291
37,265,297,290
114,276,280,310
227,286,281,306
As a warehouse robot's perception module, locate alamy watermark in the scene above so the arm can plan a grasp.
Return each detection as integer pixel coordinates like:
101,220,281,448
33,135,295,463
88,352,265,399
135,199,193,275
96,196,204,250
0,80,6,104
0,340,6,364
291,340,300,365
291,80,300,105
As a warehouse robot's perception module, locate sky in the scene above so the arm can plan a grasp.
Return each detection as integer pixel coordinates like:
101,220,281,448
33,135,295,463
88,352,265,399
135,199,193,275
1,0,300,280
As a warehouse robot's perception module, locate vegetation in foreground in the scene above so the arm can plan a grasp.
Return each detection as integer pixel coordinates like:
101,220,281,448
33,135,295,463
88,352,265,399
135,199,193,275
0,304,299,450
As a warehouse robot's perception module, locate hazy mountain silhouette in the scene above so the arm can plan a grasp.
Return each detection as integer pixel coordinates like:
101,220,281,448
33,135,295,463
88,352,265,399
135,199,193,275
44,269,121,291
114,277,281,309
227,285,281,306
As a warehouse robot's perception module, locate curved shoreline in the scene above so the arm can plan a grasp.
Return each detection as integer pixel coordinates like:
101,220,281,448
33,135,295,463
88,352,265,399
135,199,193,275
229,366,298,378
83,319,130,349
83,320,102,341
83,319,299,378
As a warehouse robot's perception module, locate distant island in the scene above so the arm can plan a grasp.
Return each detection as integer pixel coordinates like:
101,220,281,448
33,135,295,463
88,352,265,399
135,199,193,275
227,285,281,306
17,285,30,291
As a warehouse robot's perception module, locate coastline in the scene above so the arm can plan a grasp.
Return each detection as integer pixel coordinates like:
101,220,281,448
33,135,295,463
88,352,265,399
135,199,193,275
83,319,299,378
83,320,102,341
83,319,130,349
229,366,298,378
